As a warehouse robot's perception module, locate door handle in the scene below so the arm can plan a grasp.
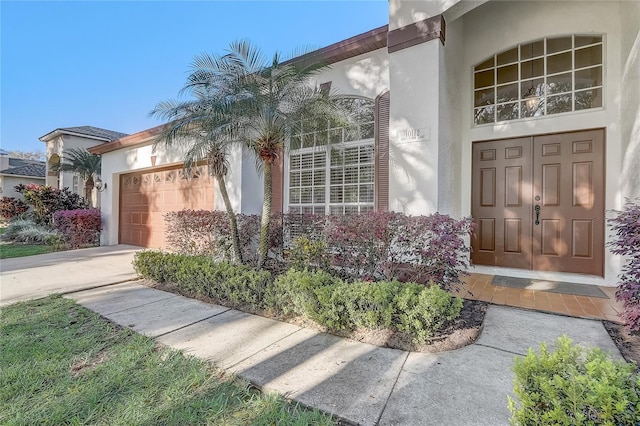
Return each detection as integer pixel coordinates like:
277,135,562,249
534,204,541,225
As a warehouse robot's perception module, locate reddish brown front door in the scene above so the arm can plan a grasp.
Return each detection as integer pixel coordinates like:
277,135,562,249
471,129,605,276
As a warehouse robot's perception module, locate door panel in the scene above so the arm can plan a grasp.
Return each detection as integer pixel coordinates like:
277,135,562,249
532,129,604,276
472,137,533,269
472,129,605,276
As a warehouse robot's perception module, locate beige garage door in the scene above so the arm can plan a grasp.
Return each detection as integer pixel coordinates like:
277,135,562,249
119,165,215,248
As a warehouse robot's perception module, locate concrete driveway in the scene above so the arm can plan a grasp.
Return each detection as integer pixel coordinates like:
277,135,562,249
0,245,141,306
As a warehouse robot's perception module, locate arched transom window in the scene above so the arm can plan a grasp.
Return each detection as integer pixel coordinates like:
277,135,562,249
287,97,375,215
473,35,603,125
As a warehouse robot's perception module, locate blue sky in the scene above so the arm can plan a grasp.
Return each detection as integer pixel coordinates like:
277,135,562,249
1,1,388,154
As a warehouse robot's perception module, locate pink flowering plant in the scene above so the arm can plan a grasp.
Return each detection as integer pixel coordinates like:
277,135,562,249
52,208,102,248
608,199,640,330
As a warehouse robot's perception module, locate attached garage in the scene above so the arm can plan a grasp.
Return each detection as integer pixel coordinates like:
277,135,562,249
119,164,214,248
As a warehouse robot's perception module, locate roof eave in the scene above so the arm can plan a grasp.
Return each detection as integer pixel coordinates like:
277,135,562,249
0,172,46,179
283,24,389,67
39,129,112,143
88,123,170,155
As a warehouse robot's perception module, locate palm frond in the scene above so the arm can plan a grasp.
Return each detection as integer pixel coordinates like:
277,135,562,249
52,148,101,180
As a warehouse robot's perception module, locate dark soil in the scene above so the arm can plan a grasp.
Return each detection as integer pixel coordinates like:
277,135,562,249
604,321,640,367
142,279,487,353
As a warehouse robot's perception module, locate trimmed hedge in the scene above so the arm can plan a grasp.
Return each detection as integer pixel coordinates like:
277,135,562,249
274,269,462,343
133,252,463,344
509,336,640,425
133,251,274,310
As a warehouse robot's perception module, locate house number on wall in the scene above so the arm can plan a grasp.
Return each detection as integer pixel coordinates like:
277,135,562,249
396,126,430,143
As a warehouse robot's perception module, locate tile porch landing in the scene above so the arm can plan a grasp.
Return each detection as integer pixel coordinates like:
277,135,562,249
457,273,624,324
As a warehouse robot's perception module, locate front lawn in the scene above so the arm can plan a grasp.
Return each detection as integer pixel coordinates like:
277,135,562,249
0,243,49,259
0,296,333,426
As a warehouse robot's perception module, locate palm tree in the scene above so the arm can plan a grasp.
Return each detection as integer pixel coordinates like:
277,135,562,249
189,40,348,268
52,148,101,207
150,65,244,264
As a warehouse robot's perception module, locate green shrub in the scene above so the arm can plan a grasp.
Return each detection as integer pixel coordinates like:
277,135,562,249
394,282,463,343
274,269,461,343
272,268,339,316
133,251,273,310
1,219,36,241
508,335,640,425
345,281,398,329
287,236,330,272
134,253,463,344
1,219,63,245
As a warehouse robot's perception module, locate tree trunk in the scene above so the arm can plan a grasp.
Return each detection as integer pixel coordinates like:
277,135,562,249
84,176,95,208
216,174,243,264
258,160,272,269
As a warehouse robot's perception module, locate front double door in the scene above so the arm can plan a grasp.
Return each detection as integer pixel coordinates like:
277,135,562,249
471,129,605,276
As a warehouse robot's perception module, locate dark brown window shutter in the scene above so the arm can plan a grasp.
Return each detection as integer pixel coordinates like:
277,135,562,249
271,155,284,214
375,91,390,212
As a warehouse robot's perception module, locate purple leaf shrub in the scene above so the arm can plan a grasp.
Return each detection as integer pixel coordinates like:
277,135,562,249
164,210,282,266
286,211,474,290
52,208,102,248
608,200,640,329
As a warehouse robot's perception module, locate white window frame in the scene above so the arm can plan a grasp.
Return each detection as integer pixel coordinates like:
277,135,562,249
286,138,375,215
72,175,80,194
285,98,376,215
473,34,604,126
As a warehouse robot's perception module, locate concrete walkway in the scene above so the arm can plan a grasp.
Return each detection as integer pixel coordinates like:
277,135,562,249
0,245,140,306
64,281,622,426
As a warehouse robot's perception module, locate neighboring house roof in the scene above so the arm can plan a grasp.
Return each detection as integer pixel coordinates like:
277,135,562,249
0,162,46,178
39,126,129,143
8,157,43,168
0,149,8,156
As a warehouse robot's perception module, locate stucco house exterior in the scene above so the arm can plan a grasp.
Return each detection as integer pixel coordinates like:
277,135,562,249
0,149,46,199
90,0,639,287
39,126,128,205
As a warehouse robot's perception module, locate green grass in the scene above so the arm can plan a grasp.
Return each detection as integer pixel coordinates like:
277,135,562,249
0,226,56,259
0,296,334,426
0,243,49,259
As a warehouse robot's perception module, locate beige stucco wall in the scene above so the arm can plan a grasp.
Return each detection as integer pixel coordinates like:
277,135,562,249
313,48,390,100
619,0,640,201
0,175,45,199
45,134,106,206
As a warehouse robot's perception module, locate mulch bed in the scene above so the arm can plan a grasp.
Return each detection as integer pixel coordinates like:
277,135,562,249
143,279,487,353
604,321,640,367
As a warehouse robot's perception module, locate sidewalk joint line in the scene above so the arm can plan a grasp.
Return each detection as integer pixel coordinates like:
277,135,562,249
98,294,179,316
227,327,305,369
154,308,233,338
474,342,527,357
375,350,410,425
60,278,142,297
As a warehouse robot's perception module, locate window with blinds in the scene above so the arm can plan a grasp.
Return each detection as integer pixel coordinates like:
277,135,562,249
287,97,375,214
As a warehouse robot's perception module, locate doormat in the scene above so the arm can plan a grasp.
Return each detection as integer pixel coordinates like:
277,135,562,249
491,275,608,298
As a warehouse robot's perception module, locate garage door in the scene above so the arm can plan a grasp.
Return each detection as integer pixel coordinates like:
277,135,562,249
119,165,215,248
